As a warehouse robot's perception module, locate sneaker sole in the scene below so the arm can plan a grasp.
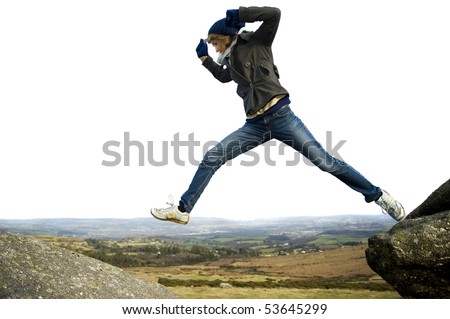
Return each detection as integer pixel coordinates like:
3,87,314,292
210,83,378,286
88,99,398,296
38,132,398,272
395,211,406,222
150,209,189,225
167,216,189,225
150,209,168,221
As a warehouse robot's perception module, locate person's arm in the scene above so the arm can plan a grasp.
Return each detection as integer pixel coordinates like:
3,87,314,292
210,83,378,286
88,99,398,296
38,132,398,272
230,6,281,46
202,56,232,83
196,39,232,83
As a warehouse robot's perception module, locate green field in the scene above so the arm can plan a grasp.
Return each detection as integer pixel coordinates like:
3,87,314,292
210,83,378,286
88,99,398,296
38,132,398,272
170,287,399,299
35,233,400,299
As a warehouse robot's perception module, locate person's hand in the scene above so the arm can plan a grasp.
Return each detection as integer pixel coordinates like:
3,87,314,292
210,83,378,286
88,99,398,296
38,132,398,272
226,9,245,29
196,39,208,58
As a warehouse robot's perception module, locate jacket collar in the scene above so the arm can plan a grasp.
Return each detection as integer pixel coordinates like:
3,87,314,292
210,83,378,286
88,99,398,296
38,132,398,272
217,37,238,65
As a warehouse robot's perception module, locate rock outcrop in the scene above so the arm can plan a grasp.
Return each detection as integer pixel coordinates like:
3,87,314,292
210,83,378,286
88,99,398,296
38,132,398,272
366,179,450,298
0,232,177,299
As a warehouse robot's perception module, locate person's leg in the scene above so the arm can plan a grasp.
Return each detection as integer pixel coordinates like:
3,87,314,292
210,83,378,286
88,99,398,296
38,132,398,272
271,106,381,202
271,106,405,221
180,122,269,213
151,122,268,224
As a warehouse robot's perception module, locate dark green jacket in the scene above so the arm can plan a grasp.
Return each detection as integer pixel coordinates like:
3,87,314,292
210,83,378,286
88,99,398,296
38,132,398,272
202,6,289,117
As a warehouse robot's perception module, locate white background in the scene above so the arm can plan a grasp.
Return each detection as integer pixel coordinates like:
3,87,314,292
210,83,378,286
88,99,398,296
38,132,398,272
1,0,449,220
1,299,448,319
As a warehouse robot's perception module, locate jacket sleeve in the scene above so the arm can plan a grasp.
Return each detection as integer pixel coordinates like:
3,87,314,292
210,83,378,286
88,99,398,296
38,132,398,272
238,6,281,46
202,56,233,83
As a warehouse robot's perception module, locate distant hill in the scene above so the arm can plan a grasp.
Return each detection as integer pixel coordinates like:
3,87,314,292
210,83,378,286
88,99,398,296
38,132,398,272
0,215,395,239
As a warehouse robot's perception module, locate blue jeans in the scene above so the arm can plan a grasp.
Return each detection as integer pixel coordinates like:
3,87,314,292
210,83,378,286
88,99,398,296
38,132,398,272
181,106,381,213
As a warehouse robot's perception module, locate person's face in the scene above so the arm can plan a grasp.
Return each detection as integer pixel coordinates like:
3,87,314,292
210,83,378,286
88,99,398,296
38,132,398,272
211,38,229,54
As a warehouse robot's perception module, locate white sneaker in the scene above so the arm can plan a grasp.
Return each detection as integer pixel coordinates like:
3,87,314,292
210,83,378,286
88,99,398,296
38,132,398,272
375,190,406,221
150,195,190,225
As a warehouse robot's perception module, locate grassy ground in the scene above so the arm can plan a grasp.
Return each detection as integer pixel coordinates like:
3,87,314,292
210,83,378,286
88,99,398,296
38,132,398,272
34,235,400,299
169,287,400,299
125,245,400,299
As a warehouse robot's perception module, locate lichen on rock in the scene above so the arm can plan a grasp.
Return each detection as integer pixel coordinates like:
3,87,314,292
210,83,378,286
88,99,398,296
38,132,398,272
0,232,177,299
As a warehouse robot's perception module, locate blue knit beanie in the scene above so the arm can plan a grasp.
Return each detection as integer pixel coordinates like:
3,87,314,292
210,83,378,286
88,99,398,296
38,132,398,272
208,18,240,36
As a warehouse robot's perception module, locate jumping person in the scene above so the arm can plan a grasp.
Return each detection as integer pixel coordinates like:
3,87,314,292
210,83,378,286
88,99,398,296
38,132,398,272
150,6,405,224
